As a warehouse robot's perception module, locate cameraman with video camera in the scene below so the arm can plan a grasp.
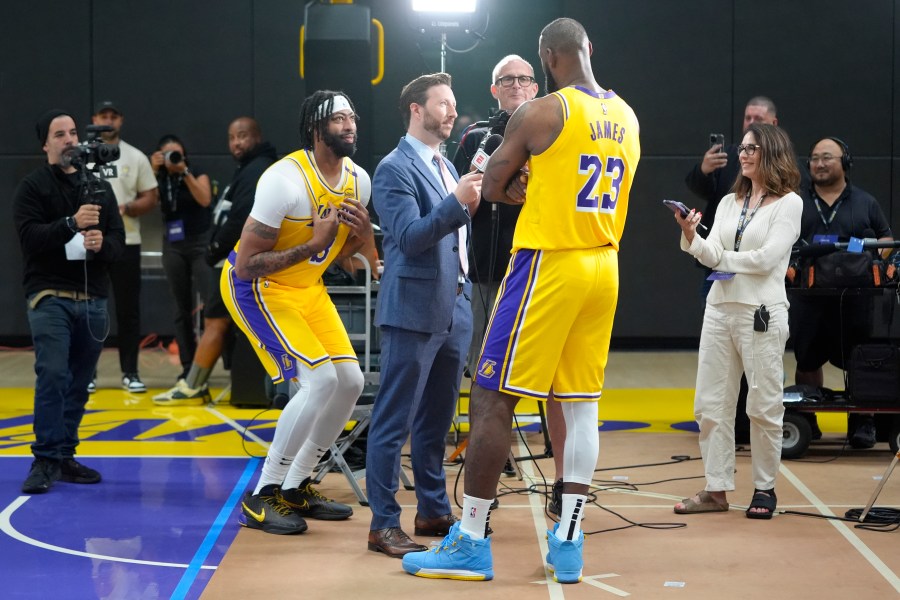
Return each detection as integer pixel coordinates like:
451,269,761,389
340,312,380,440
149,135,213,383
452,55,538,376
13,109,125,494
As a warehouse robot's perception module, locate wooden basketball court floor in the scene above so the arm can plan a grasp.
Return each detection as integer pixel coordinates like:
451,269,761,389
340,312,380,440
0,346,898,599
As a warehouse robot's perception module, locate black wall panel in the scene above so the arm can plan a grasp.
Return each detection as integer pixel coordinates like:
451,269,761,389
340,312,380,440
2,0,900,345
0,2,92,155
92,0,255,155
734,0,894,218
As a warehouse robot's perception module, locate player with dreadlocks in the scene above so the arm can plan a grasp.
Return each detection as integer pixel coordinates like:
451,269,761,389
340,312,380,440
221,90,374,534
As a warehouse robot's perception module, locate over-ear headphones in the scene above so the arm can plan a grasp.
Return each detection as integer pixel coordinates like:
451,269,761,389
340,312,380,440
807,136,853,172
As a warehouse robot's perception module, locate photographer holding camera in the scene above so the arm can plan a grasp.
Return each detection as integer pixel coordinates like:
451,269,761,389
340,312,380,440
150,135,213,383
91,101,158,394
13,109,125,494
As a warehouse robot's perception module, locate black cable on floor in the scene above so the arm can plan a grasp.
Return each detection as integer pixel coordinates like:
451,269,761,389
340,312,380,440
583,503,687,535
239,408,275,459
780,507,900,532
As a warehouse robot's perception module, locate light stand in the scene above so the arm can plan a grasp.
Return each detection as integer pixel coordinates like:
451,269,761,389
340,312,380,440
411,0,478,156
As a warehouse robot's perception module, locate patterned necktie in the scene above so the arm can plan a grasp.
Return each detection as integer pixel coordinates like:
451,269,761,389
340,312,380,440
434,154,468,276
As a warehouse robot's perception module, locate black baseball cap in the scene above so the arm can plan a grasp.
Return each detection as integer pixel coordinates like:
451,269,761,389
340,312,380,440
93,100,122,115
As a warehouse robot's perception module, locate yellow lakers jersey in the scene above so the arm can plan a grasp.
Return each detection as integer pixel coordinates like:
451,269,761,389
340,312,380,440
256,149,361,288
514,86,640,251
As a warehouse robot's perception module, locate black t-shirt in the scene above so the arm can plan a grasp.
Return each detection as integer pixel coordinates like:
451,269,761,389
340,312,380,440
798,181,892,242
158,166,212,238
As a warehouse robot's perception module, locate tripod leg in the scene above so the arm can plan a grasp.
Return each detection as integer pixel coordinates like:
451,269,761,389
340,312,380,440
859,449,900,522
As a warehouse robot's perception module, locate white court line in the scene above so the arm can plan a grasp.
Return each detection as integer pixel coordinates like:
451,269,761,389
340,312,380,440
205,405,271,449
514,438,630,597
0,496,215,570
779,462,900,593
514,436,568,599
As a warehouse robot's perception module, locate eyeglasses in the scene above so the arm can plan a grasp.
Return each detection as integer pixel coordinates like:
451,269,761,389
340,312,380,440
809,154,840,164
737,143,760,156
495,75,536,88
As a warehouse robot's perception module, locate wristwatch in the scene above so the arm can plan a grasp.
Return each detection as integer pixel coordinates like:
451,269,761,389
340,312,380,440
183,167,192,177
65,216,78,232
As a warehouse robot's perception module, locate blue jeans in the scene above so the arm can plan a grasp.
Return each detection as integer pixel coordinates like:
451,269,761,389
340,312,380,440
27,295,107,460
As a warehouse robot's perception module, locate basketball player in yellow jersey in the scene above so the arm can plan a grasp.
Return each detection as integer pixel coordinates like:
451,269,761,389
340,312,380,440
222,90,375,535
402,18,640,583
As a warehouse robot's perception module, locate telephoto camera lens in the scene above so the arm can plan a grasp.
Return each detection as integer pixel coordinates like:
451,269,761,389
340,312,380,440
164,150,184,165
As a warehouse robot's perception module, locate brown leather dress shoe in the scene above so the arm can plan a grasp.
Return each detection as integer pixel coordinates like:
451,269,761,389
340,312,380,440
367,527,427,558
413,512,459,536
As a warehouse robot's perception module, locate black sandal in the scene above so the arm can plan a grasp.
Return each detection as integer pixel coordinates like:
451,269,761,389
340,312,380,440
745,488,777,520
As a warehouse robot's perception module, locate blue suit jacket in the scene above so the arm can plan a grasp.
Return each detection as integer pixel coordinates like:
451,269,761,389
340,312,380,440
373,137,472,333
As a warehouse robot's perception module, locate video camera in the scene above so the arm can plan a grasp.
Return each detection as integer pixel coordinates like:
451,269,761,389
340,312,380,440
487,108,510,136
65,125,120,171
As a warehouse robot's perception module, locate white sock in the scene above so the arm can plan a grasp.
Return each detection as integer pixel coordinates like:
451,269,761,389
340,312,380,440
460,494,493,540
282,440,329,489
254,451,294,495
556,493,586,541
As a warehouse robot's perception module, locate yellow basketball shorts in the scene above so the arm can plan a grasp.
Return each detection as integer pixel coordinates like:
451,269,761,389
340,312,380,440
475,246,618,401
221,261,356,383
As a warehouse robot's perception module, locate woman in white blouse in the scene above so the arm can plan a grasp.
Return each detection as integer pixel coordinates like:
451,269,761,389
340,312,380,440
672,123,802,519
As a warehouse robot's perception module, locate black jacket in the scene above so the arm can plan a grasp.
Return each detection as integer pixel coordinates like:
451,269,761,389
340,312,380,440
13,164,125,297
452,125,521,283
206,141,278,265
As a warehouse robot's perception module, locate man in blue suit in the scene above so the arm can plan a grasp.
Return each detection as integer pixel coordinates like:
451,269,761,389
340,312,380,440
366,72,483,558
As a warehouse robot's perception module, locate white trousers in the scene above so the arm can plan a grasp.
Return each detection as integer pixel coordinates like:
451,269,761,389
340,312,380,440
695,302,788,491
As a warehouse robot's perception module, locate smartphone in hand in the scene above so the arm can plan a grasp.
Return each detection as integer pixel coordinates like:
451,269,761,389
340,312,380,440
663,199,708,230
709,133,725,152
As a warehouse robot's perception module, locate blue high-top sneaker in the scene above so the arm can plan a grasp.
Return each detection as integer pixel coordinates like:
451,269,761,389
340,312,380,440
402,522,493,581
546,522,584,583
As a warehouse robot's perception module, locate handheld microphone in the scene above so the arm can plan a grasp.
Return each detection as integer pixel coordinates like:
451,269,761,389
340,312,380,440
796,242,840,258
471,133,503,173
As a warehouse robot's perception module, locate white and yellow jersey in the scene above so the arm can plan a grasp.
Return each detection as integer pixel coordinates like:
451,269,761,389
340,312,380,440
514,86,640,251
239,148,371,288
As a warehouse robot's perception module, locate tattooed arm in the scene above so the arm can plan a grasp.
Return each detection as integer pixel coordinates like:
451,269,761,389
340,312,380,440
482,95,564,204
233,208,339,280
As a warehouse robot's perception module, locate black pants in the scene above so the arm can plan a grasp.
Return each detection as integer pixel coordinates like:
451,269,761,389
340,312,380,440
108,244,142,374
162,235,211,372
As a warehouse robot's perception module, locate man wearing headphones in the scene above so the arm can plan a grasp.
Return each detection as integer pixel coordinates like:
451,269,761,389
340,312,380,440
790,137,893,448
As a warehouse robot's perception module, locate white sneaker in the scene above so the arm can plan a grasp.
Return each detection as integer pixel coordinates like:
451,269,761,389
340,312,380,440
122,373,147,394
153,379,209,406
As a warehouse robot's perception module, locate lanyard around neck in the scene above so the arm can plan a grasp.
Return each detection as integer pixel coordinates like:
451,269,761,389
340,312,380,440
813,192,843,228
734,191,766,251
